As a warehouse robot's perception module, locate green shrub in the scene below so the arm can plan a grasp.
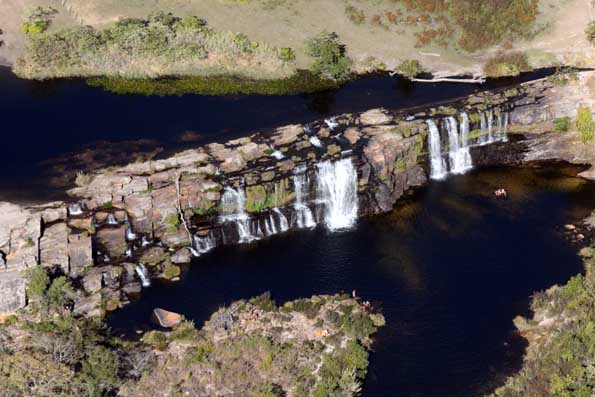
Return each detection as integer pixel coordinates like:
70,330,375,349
47,276,75,308
25,266,50,299
577,107,595,144
586,21,595,46
483,52,530,77
305,31,352,81
277,47,295,63
80,345,121,396
397,59,424,79
249,292,278,312
547,67,579,86
554,117,571,133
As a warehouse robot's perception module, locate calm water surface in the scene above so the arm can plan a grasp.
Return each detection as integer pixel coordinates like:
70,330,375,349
0,67,554,202
109,164,595,397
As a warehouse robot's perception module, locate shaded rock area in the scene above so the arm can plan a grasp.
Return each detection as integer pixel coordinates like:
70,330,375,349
2,71,595,315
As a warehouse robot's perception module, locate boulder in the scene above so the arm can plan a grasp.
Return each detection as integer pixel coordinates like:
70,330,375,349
40,222,69,274
171,248,192,264
359,108,393,125
0,271,26,314
68,233,93,277
152,308,183,328
96,226,127,258
73,292,103,318
82,269,103,293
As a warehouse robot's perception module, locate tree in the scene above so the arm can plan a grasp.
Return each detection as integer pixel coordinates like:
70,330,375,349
305,31,351,81
25,266,50,299
397,59,423,79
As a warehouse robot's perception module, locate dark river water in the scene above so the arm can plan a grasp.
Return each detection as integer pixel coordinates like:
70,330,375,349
109,163,594,397
0,66,554,202
1,67,589,396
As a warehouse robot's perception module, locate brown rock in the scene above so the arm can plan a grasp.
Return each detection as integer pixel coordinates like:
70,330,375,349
152,308,183,328
359,108,393,125
96,226,127,258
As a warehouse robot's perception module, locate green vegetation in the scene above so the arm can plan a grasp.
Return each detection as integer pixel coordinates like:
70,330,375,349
553,117,571,133
576,107,595,144
305,31,352,81
547,67,579,86
87,69,339,96
483,52,530,77
21,6,57,35
15,12,295,80
163,213,180,233
397,59,423,79
25,265,50,299
586,21,595,46
490,243,595,397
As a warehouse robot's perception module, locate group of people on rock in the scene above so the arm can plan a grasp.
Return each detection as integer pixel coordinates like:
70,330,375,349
494,188,508,198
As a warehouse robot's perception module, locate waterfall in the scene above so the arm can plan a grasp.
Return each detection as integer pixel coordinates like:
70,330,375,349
68,203,83,216
446,116,472,174
427,120,447,180
309,136,323,148
498,112,509,142
271,150,285,160
125,222,137,241
273,208,289,232
292,167,317,229
325,117,339,131
135,263,151,287
316,158,358,231
219,186,258,243
487,110,494,143
106,214,118,225
193,234,216,255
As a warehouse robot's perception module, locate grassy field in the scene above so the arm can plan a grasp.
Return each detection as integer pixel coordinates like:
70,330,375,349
1,0,594,80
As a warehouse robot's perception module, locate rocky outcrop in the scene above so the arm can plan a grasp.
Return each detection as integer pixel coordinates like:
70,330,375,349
3,71,595,315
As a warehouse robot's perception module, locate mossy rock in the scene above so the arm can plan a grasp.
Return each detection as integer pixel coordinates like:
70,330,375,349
162,260,181,280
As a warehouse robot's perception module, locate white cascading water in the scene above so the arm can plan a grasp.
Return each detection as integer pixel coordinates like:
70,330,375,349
219,186,258,243
135,263,151,287
192,234,216,256
498,112,509,142
309,136,323,148
106,214,118,225
316,158,358,231
271,150,285,160
427,120,448,180
446,116,473,174
273,208,289,232
68,203,83,216
292,167,316,229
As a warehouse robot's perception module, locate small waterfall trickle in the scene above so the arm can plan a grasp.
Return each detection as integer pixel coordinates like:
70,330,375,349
325,117,339,131
135,263,151,287
273,208,289,232
125,223,137,241
292,167,317,229
271,150,285,160
309,136,323,148
219,186,259,243
316,158,358,231
499,112,509,142
193,234,216,256
68,203,83,216
106,214,118,225
427,120,447,180
445,116,472,174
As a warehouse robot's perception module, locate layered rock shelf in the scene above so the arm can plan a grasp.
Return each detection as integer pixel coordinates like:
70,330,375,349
3,71,595,316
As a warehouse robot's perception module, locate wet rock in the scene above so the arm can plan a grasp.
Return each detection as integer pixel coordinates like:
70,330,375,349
140,247,168,267
96,226,127,258
123,282,142,295
359,108,393,125
152,308,183,328
171,248,191,264
344,127,361,144
276,159,295,174
565,224,576,231
272,124,302,146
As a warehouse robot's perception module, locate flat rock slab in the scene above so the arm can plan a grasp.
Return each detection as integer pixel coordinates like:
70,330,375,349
152,307,183,328
0,270,26,313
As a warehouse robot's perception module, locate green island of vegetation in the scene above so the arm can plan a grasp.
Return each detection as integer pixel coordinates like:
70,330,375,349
0,268,384,397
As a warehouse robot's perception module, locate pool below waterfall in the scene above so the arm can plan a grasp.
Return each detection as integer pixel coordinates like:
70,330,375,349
108,163,595,397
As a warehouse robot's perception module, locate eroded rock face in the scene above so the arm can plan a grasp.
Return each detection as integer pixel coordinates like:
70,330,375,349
0,271,26,314
4,71,592,316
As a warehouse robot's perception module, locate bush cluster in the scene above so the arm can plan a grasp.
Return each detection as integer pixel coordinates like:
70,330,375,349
305,31,352,81
397,59,423,78
576,107,595,144
483,52,530,77
16,12,295,80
